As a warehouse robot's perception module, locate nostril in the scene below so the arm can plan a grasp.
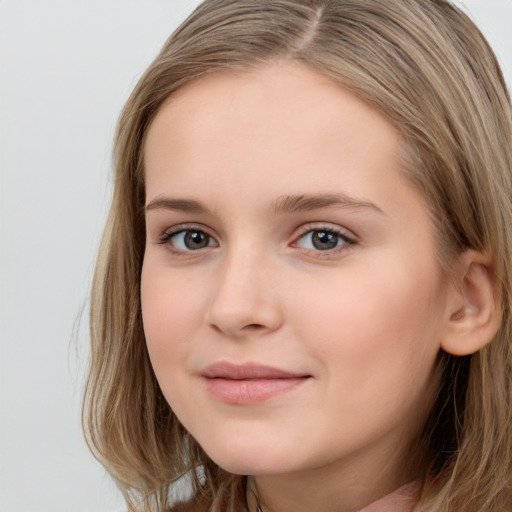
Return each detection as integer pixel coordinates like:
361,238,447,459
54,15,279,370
208,322,265,336
244,324,264,330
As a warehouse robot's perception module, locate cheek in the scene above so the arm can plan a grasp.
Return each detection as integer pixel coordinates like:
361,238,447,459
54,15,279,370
290,257,445,393
140,263,203,374
288,263,445,453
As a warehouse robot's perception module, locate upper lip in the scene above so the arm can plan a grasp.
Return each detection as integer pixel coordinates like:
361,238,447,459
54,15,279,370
201,362,310,380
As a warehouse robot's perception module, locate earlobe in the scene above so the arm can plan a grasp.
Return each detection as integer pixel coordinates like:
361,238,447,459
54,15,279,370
441,251,501,356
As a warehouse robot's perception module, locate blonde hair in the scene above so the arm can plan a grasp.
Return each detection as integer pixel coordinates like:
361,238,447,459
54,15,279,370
83,1,512,510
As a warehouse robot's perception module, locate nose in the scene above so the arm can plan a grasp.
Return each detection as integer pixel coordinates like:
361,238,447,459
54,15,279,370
205,249,284,338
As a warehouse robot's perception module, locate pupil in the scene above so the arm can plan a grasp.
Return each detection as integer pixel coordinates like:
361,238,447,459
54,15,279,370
312,231,338,250
184,231,208,249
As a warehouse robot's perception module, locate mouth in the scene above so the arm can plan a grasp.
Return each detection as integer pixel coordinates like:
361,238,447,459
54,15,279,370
200,362,312,405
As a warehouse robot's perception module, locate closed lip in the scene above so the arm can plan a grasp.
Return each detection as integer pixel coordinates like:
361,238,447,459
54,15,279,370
200,362,310,380
200,362,312,404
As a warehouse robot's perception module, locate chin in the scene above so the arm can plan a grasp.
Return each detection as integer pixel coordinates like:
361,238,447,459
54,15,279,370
198,432,302,476
209,453,294,476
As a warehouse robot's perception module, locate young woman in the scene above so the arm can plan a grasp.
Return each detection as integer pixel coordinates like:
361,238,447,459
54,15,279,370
83,1,512,511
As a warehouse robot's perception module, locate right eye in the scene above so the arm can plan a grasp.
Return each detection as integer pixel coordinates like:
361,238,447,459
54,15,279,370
163,229,218,251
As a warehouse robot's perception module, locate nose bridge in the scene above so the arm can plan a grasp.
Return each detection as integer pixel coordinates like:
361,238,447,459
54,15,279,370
206,239,282,336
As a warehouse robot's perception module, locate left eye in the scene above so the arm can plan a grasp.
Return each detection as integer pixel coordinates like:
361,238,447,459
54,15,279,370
295,229,352,251
168,230,217,251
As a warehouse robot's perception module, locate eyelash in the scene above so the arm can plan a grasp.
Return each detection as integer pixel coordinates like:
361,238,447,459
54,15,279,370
157,224,217,255
157,223,357,257
291,225,357,256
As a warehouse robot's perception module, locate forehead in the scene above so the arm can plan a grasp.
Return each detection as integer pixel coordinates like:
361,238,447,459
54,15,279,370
145,62,402,200
146,62,400,152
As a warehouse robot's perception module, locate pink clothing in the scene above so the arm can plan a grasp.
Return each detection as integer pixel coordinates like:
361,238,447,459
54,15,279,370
357,481,422,512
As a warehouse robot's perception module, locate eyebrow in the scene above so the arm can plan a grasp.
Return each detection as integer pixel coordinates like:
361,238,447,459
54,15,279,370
145,197,208,214
145,193,384,215
272,193,385,215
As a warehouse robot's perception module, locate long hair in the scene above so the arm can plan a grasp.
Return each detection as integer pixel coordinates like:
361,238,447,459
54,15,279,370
83,1,512,510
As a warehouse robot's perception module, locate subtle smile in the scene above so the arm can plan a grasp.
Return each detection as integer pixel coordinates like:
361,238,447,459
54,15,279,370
201,362,312,405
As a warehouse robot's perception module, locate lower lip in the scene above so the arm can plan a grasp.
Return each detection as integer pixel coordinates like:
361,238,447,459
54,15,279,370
203,377,310,404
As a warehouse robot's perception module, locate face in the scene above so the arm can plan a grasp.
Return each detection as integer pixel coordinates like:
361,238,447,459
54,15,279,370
141,62,449,482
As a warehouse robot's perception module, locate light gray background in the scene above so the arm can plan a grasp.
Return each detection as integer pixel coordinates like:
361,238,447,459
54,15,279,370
0,1,510,511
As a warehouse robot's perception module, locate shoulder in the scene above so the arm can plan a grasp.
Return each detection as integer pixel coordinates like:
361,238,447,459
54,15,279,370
358,480,422,512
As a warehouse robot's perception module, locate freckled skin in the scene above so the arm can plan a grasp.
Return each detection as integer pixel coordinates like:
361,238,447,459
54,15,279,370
141,62,450,512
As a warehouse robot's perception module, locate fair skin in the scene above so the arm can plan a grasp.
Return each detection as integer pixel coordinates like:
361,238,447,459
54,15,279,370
141,62,492,512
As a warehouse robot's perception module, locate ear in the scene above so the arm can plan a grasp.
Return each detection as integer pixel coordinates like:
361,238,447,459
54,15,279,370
441,251,501,356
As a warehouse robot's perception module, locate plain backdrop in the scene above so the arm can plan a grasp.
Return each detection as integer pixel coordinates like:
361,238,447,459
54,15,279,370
0,1,510,511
